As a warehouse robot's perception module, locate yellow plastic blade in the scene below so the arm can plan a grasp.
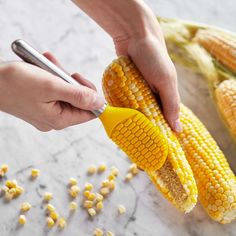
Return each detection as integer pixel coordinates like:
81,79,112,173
99,105,168,171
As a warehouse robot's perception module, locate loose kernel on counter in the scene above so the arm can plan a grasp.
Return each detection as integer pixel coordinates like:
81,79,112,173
88,192,96,201
46,217,55,228
101,180,109,187
95,193,103,202
69,201,78,211
1,164,8,174
96,201,104,211
31,169,40,179
18,215,26,225
69,178,78,186
98,163,107,173
108,175,116,181
100,187,110,197
46,204,55,213
106,231,115,236
6,180,17,188
110,167,119,177
69,185,80,198
84,183,93,191
129,163,139,175
4,191,13,201
15,186,24,197
118,205,126,214
21,202,31,212
108,180,115,191
58,217,67,229
94,228,104,236
83,200,93,209
50,211,59,221
88,208,96,217
125,173,133,182
87,165,97,175
43,192,53,202
83,190,91,198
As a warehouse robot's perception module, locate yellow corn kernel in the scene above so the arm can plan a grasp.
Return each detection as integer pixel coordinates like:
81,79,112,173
106,231,115,236
43,192,53,202
94,228,104,236
8,188,17,196
108,180,115,191
108,174,116,181
101,180,110,187
20,202,31,212
4,191,13,201
83,190,91,198
96,201,104,211
50,211,59,221
1,164,8,174
69,177,78,186
15,186,24,197
69,185,80,198
0,169,4,177
87,165,97,175
31,169,40,178
46,217,55,228
100,187,110,197
110,167,119,177
69,201,78,211
118,205,126,214
84,200,94,209
84,182,93,191
88,208,96,217
88,192,96,201
46,204,55,213
129,163,139,175
18,215,26,225
125,173,133,182
5,179,17,188
98,163,107,173
95,193,104,202
58,217,67,229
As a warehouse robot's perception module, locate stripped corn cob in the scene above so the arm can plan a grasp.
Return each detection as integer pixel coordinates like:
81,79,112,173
103,56,236,223
102,56,198,213
215,80,236,138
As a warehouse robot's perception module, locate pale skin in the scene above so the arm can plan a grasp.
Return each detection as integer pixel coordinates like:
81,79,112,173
0,0,182,132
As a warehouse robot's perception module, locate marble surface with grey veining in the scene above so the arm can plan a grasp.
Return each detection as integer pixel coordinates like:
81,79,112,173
0,0,236,236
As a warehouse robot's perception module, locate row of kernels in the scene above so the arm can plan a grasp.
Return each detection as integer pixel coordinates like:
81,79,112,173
3,180,24,201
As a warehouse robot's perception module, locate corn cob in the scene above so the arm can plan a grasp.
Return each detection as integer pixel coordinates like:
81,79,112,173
103,56,198,213
102,56,236,223
159,17,236,142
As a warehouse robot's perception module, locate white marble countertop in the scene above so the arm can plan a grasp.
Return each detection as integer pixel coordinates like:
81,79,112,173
0,0,236,236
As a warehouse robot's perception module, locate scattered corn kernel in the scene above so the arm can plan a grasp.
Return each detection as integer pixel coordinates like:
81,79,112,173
4,191,13,201
69,177,77,186
96,201,104,211
106,231,114,236
21,202,31,212
98,163,107,173
101,180,110,187
58,217,67,229
108,175,116,181
69,201,78,211
110,167,119,176
43,192,53,202
31,169,40,178
108,180,115,191
95,193,104,202
125,173,133,182
83,200,94,209
129,163,139,175
88,192,96,201
5,179,17,188
94,228,104,236
46,204,55,213
83,190,91,198
1,164,8,174
118,205,126,214
88,208,96,217
46,217,55,228
18,215,26,225
69,185,80,198
15,186,24,196
100,187,110,197
87,165,97,175
50,211,59,221
84,182,93,191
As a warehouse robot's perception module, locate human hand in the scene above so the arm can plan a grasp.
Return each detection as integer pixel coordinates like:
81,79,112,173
0,52,105,131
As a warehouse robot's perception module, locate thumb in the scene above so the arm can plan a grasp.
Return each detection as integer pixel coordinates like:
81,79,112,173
56,82,105,111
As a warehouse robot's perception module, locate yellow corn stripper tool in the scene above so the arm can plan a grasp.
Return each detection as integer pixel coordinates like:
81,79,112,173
11,39,168,172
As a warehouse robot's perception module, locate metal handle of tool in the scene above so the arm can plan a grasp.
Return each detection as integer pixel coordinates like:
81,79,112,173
11,39,106,117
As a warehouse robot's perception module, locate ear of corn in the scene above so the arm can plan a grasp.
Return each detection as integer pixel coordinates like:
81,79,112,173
103,56,198,213
102,56,236,223
158,17,236,142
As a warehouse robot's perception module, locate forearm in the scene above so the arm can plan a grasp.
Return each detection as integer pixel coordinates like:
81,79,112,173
72,0,164,45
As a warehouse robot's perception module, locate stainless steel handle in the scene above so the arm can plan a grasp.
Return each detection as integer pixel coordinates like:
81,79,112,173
11,39,106,117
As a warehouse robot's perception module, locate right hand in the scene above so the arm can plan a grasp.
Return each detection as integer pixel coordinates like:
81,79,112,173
0,52,105,131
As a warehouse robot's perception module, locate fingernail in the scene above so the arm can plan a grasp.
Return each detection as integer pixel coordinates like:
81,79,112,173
92,94,106,109
174,119,182,133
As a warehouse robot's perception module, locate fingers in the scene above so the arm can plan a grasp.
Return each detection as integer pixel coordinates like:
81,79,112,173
43,52,63,68
71,73,97,91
